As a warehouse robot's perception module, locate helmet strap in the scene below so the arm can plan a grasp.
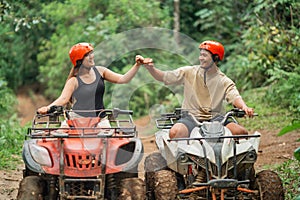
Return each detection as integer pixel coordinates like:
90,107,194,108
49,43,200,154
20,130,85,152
202,60,215,85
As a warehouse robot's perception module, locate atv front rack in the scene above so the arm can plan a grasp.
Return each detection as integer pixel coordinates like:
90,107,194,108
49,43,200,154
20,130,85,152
28,108,137,138
155,108,186,129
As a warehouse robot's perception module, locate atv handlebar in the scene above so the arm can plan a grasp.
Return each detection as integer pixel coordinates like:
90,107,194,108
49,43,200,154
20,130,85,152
101,108,133,119
47,105,64,114
35,105,64,115
184,108,258,127
168,134,260,142
156,108,258,129
40,106,133,119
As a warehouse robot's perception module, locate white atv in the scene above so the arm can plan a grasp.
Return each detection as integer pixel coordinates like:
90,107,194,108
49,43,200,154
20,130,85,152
144,108,284,200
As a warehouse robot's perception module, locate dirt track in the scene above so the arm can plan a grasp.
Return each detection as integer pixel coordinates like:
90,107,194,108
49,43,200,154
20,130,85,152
0,93,299,200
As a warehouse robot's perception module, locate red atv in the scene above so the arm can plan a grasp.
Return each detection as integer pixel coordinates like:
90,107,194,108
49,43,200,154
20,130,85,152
17,106,145,200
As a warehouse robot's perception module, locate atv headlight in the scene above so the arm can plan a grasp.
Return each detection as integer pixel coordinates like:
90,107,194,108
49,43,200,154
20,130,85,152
245,151,257,162
29,144,52,167
179,154,189,163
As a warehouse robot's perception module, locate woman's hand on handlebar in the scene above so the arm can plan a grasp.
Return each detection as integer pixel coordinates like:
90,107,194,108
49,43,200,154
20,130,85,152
37,106,49,114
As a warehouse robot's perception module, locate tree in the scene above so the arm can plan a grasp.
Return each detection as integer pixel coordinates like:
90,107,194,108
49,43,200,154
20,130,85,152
37,0,171,99
0,0,52,91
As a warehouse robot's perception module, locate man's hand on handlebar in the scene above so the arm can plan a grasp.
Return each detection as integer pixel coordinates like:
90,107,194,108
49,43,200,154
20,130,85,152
242,106,255,117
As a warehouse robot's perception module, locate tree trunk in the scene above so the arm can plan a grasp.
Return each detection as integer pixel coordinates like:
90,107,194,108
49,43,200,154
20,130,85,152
174,0,180,44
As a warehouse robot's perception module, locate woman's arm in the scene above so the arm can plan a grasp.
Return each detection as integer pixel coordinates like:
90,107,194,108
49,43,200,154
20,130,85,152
37,77,77,114
102,55,145,84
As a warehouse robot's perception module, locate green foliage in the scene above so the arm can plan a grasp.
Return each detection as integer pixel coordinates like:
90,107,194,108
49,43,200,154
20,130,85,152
38,0,96,98
0,78,17,117
241,87,300,198
1,0,299,119
0,0,52,90
222,0,300,115
266,67,300,114
1,0,300,121
162,0,248,45
0,115,24,169
276,159,300,200
106,0,170,32
235,87,293,131
278,119,300,136
38,0,171,99
193,0,248,44
224,3,299,88
0,78,24,169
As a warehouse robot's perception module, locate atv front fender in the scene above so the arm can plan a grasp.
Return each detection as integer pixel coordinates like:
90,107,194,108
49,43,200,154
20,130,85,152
22,140,45,174
106,138,144,174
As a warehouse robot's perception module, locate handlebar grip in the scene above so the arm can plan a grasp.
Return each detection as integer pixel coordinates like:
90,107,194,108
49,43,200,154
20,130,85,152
161,113,176,117
113,108,133,115
49,105,64,113
236,110,246,117
47,106,57,114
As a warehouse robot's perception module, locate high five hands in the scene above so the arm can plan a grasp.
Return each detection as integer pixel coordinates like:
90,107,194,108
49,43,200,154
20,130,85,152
135,55,153,67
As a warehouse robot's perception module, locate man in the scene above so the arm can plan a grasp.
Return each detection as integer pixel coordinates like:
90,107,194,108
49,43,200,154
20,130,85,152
143,40,254,138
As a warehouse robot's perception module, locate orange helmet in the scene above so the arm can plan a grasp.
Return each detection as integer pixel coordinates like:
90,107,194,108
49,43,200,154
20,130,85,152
69,43,94,67
199,41,225,61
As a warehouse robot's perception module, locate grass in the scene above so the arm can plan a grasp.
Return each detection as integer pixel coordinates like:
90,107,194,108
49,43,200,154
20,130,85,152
276,159,300,199
0,115,25,170
241,87,300,199
237,87,294,131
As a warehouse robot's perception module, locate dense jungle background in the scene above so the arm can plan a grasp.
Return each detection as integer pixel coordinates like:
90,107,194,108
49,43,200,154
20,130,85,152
0,0,299,199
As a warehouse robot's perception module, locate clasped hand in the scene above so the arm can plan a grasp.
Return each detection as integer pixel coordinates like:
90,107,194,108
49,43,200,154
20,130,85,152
135,55,153,67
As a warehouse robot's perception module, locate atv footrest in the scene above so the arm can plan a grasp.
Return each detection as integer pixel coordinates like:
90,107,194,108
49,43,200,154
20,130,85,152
193,179,250,189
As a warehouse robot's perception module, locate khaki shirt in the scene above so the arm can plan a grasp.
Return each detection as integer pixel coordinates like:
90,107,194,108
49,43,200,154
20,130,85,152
163,65,241,120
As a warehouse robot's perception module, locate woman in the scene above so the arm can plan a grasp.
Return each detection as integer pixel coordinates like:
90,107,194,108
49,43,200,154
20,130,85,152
38,42,149,119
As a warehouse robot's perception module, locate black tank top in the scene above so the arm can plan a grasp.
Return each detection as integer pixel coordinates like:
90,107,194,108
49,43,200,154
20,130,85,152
72,67,105,117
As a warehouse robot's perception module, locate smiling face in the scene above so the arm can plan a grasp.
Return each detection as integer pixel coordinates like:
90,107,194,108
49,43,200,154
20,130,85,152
81,51,95,67
199,49,214,69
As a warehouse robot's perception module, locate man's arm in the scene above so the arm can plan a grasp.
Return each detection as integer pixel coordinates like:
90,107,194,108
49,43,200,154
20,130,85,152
233,97,254,117
144,62,165,82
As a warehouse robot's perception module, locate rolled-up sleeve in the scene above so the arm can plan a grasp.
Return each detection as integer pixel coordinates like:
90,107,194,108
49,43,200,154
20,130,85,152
224,80,241,104
163,66,190,85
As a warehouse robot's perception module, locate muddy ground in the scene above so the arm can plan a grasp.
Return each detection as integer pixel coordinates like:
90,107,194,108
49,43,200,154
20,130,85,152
0,93,299,200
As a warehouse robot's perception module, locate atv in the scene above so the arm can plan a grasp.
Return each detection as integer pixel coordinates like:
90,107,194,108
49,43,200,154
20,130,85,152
17,106,145,200
144,108,284,200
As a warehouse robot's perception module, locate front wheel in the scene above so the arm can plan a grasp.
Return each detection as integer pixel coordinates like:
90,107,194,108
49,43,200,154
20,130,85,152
254,170,284,200
152,170,178,200
144,152,168,200
118,177,146,200
17,176,45,200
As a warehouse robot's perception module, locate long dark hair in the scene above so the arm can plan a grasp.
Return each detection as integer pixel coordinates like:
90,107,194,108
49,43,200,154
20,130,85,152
66,61,82,107
67,60,82,80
